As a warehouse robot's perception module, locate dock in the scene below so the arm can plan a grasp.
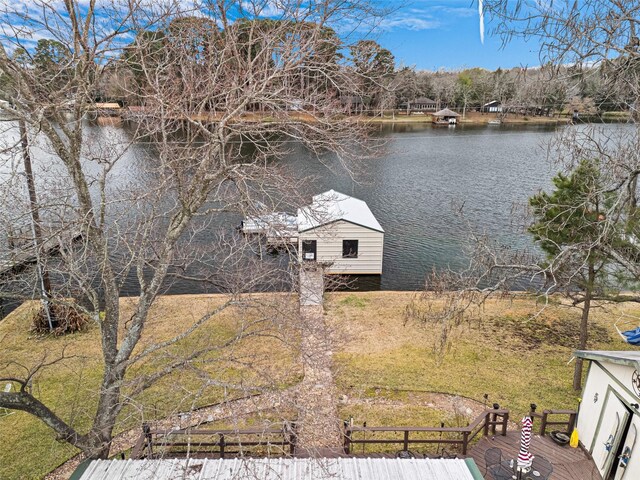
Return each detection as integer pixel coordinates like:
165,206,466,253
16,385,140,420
241,212,298,246
0,229,83,277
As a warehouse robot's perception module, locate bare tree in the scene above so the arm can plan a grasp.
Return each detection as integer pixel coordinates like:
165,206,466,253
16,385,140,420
406,1,640,391
0,0,385,461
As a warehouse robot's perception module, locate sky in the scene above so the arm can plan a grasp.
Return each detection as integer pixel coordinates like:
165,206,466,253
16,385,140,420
373,0,542,71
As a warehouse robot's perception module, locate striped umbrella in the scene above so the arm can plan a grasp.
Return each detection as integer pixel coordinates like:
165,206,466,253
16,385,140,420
517,416,534,471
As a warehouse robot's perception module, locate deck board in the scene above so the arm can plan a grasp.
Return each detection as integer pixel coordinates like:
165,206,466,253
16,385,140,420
468,431,602,480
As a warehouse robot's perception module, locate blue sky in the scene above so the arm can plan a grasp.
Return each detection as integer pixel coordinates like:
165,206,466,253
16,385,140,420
373,0,542,71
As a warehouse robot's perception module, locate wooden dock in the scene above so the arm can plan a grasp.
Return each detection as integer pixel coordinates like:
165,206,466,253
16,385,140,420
0,229,83,277
468,431,602,480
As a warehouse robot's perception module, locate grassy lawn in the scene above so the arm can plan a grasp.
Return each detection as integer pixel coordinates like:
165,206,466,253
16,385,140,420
326,292,634,422
0,291,636,478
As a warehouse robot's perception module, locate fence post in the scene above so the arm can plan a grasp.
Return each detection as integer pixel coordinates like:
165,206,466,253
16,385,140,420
290,422,297,455
403,430,409,451
540,411,549,436
483,411,490,437
462,430,469,456
501,411,508,436
143,423,153,458
219,433,225,458
568,413,577,433
492,403,502,435
344,427,351,455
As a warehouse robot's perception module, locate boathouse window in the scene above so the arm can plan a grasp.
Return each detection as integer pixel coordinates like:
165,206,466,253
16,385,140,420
302,240,317,261
342,240,359,258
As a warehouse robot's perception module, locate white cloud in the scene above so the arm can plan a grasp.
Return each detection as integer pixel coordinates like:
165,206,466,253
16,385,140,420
379,16,441,32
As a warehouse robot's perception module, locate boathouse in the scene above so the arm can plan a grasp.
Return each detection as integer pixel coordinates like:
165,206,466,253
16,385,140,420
297,190,384,274
432,108,460,125
574,350,640,480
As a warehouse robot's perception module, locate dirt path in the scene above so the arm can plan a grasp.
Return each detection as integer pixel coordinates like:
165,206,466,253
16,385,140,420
294,266,343,454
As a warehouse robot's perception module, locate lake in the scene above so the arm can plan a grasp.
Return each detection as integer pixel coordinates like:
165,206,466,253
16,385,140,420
1,121,606,313
282,122,559,290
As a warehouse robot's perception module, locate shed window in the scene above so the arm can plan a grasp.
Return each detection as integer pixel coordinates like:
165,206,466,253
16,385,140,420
342,239,359,258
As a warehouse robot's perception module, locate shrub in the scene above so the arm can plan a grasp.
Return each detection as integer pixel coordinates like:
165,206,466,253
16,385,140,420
31,302,90,335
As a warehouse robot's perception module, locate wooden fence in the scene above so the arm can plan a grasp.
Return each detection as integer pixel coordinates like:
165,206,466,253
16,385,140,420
529,408,577,436
131,407,535,459
343,408,510,456
132,423,297,459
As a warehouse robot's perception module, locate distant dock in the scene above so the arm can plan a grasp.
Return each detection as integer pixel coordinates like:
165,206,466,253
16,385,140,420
0,228,83,277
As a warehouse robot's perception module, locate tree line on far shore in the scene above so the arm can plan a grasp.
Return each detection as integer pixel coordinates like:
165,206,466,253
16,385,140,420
8,20,635,122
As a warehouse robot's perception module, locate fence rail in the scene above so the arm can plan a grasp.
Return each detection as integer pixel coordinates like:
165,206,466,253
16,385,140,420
343,408,509,456
132,423,297,459
529,409,577,436
131,406,580,460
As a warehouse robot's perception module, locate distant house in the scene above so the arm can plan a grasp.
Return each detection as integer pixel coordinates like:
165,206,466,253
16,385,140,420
340,95,368,114
398,97,439,113
297,190,384,274
481,100,502,113
410,97,437,112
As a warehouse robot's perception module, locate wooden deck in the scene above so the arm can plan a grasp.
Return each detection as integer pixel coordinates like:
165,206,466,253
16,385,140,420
468,431,601,480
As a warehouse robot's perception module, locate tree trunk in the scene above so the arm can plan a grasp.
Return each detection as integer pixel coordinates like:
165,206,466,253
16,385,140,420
573,261,596,390
628,174,637,216
20,119,55,329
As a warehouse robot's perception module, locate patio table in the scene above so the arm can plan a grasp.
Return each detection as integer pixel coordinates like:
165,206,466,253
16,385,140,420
498,459,546,480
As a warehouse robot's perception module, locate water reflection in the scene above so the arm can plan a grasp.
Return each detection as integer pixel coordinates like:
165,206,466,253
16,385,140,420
2,121,625,312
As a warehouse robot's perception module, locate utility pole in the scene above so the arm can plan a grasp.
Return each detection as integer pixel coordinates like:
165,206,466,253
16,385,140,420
19,119,55,330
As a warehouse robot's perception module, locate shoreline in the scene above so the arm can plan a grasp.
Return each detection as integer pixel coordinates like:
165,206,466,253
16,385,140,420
364,112,631,126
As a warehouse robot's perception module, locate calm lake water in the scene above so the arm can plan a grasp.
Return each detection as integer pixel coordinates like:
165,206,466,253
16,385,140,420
1,121,602,310
286,123,559,290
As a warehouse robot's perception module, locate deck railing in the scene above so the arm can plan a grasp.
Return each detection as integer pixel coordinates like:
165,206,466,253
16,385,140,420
343,408,510,456
131,422,297,459
529,408,577,436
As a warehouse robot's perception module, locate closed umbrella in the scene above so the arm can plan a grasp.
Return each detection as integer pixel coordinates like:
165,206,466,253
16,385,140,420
517,416,534,474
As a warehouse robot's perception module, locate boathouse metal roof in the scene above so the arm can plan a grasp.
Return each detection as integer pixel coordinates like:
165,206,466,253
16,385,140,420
433,108,460,117
72,457,482,480
297,190,384,233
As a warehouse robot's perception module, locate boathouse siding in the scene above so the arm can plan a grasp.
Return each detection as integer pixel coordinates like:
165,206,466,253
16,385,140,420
297,190,384,275
574,350,640,480
298,219,383,274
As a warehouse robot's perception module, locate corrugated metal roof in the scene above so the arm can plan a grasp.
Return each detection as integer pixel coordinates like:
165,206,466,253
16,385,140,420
297,190,384,233
76,457,477,480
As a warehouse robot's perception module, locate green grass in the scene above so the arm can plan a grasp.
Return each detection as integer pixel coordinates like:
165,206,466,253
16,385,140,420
1,291,637,478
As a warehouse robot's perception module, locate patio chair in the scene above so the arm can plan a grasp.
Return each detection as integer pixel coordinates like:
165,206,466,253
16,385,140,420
484,447,503,475
488,463,514,480
529,456,553,480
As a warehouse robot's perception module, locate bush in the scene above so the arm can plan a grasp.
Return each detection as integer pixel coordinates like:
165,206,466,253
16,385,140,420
31,302,90,336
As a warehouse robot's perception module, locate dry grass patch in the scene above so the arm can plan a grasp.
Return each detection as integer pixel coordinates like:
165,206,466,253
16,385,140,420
0,294,300,479
1,291,638,478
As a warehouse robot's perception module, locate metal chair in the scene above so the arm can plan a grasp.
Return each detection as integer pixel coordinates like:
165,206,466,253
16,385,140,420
484,447,503,475
529,456,553,480
489,463,515,480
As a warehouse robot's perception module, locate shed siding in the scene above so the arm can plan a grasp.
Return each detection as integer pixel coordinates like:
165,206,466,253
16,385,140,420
577,361,640,480
299,220,383,274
